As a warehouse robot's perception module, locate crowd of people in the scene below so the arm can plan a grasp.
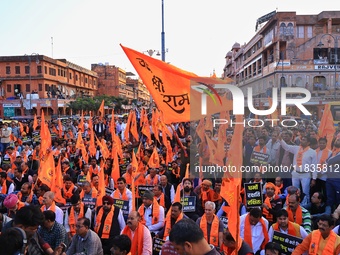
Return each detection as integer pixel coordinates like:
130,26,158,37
0,110,340,255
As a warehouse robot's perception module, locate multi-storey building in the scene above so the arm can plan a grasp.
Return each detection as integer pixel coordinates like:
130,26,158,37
0,55,97,118
92,63,151,106
223,11,340,118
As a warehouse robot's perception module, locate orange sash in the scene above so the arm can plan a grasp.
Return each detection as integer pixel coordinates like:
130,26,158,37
80,188,98,199
163,212,184,240
0,181,7,194
244,214,269,251
138,198,160,225
262,196,273,222
172,168,180,179
121,223,144,255
272,221,301,237
296,146,310,167
157,193,165,208
69,203,85,235
112,188,128,201
95,206,115,239
200,214,219,247
254,145,267,153
309,230,337,255
89,165,100,176
41,201,57,212
17,191,33,203
287,205,303,225
63,183,75,199
145,174,159,186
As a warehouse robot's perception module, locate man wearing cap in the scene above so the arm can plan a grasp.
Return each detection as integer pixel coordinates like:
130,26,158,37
64,193,92,241
262,182,282,224
94,195,126,255
137,190,165,236
194,179,215,210
3,193,25,217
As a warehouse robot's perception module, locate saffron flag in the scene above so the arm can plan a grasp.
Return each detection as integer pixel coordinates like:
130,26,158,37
76,131,88,163
33,114,38,131
78,110,84,132
53,158,66,204
120,44,233,124
88,113,96,157
40,110,51,157
58,118,63,138
38,152,55,187
111,149,120,185
148,146,160,168
97,159,106,207
319,104,336,150
109,109,116,136
98,100,105,120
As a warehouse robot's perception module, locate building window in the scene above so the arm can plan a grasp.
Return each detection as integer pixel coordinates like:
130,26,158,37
58,68,60,76
49,68,56,76
37,65,42,74
45,66,47,74
69,73,72,79
297,26,304,38
307,26,313,38
26,84,30,92
6,66,10,74
280,23,286,35
85,77,88,83
287,23,294,36
45,84,49,91
7,84,11,92
76,74,78,81
38,84,42,91
15,66,20,74
25,66,30,74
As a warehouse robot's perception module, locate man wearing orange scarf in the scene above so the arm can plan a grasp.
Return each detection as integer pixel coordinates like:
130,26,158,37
196,201,224,248
145,168,160,186
61,175,78,203
121,211,152,255
268,209,308,242
240,208,269,254
137,190,165,236
292,214,340,255
153,185,171,212
194,179,215,210
94,195,126,255
220,228,253,255
159,202,185,240
64,194,92,241
262,182,282,224
41,191,64,225
284,193,312,233
111,177,133,216
278,135,317,206
0,171,14,195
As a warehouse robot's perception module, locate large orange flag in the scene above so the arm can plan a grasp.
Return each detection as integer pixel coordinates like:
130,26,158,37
40,110,51,157
97,159,106,207
319,104,336,149
78,110,84,132
111,149,120,186
98,100,105,120
88,113,96,157
76,131,88,163
58,118,63,138
220,115,244,248
96,136,110,160
148,146,160,168
53,158,66,204
120,44,233,124
33,114,38,131
109,109,116,136
130,110,139,142
38,152,55,187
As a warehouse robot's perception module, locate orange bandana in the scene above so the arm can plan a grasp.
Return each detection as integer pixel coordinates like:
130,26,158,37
63,183,75,199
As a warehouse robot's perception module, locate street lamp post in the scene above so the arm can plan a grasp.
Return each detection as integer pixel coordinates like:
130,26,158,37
317,34,339,97
161,0,165,62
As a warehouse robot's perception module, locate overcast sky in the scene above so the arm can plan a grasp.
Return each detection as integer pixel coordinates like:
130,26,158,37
0,1,338,77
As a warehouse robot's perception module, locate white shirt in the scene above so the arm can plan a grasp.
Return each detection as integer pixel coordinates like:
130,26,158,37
316,148,332,181
143,203,165,233
64,206,92,232
110,188,133,214
0,182,15,195
42,204,64,225
279,140,317,177
240,214,269,253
